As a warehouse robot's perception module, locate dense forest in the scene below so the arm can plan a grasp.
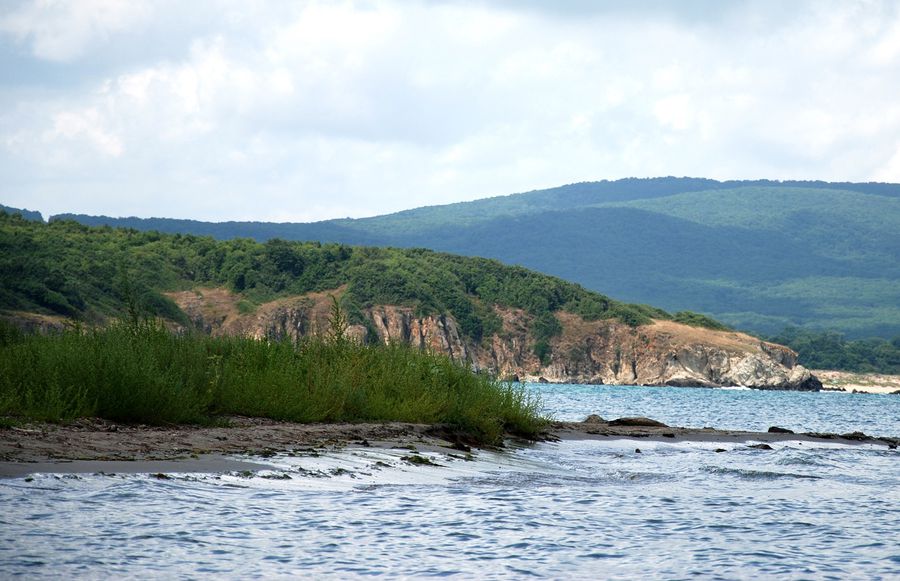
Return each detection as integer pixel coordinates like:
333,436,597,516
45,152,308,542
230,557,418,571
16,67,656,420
767,328,900,375
40,177,900,339
0,212,722,355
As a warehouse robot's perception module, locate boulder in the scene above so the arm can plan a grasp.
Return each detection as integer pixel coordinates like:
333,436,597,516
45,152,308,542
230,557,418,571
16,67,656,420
608,417,669,428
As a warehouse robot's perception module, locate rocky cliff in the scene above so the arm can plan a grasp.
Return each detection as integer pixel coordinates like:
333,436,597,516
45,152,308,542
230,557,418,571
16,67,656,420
167,288,821,390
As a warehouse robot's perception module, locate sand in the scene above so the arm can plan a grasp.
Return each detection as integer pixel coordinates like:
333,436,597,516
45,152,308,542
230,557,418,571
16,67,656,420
0,456,274,478
0,417,471,477
814,370,900,395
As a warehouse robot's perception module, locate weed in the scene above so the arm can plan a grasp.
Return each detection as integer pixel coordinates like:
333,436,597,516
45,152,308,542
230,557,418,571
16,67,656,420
0,320,545,445
402,454,440,466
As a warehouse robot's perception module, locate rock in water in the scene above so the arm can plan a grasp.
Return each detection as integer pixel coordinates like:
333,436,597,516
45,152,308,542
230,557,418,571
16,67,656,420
748,443,774,450
767,426,795,434
583,414,605,424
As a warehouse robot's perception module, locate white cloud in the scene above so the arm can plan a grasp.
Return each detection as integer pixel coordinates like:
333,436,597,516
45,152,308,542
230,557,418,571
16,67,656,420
1,0,900,221
0,0,151,62
45,108,123,157
654,94,693,132
867,15,900,65
874,144,900,182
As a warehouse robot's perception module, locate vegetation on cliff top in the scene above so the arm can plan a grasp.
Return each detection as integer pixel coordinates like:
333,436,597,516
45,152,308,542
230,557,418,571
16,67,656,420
0,316,544,444
0,211,719,350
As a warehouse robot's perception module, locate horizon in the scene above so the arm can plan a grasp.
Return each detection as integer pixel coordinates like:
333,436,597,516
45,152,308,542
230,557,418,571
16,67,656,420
7,174,900,223
3,1,900,222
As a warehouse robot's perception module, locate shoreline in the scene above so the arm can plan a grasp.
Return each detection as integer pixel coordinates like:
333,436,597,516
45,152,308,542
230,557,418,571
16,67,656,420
2,416,897,477
0,455,276,479
549,420,899,447
813,369,900,395
0,417,454,464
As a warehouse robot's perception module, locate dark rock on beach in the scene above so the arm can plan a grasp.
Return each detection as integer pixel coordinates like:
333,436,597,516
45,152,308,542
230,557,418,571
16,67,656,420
840,431,868,441
608,417,669,428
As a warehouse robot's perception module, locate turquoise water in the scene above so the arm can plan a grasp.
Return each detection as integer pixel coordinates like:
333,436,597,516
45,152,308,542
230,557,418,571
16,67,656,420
2,385,899,578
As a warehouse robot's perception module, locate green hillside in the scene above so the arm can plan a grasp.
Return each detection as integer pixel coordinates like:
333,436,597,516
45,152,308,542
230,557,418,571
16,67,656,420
318,184,900,338
0,212,697,354
407,186,900,338
27,176,900,339
328,178,900,238
613,187,900,266
340,181,900,338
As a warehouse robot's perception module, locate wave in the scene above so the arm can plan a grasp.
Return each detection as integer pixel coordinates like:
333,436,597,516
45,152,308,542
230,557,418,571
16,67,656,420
701,466,821,480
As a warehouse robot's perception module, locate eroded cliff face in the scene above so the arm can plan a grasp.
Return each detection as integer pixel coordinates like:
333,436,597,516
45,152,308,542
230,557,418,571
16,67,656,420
167,288,821,390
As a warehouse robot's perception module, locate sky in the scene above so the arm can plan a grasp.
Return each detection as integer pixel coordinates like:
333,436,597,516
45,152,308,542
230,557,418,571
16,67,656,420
2,0,900,222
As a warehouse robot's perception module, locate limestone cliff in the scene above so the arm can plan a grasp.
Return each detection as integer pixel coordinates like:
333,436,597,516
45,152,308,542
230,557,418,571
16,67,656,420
168,288,821,390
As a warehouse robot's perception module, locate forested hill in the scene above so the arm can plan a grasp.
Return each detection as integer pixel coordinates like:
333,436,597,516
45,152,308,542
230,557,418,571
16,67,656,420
49,178,900,239
1,211,724,345
34,177,900,339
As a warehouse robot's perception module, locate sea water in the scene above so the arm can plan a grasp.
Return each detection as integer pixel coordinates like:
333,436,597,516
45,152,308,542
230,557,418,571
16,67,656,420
2,385,899,579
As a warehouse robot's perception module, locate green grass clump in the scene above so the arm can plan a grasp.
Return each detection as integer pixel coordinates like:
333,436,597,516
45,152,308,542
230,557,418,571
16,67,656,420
672,311,732,331
0,321,544,445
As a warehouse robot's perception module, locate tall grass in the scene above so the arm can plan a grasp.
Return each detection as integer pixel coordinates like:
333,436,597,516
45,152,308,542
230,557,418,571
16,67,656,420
0,320,544,444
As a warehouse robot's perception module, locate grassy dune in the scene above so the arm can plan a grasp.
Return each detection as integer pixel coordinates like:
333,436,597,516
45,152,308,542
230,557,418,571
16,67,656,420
0,320,544,445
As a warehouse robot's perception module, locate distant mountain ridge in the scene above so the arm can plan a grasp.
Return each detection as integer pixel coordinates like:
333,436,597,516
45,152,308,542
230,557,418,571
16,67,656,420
13,176,900,338
48,177,900,238
0,204,42,223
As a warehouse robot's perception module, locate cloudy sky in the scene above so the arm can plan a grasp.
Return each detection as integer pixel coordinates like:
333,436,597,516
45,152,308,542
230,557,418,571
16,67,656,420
2,0,900,222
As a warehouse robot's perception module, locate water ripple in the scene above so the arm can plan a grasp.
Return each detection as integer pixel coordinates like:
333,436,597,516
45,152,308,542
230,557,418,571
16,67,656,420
3,388,900,578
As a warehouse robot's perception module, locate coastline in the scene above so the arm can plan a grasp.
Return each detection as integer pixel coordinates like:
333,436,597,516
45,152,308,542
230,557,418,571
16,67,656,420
2,415,897,477
813,369,900,395
0,417,455,464
548,420,899,447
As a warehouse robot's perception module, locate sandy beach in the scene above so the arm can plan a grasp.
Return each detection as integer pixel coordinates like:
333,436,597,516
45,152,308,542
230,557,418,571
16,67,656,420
2,415,897,477
814,370,900,395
